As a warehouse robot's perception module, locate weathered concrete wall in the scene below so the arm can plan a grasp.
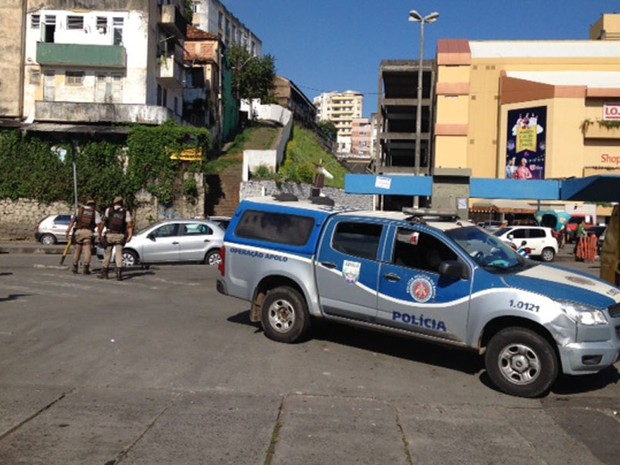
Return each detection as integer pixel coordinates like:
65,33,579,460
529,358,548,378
240,180,373,210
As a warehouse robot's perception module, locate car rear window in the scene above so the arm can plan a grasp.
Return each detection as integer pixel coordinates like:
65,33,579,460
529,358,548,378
235,210,315,246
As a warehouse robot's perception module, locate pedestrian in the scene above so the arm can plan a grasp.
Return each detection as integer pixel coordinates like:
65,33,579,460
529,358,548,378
573,220,588,258
98,196,133,281
66,199,101,275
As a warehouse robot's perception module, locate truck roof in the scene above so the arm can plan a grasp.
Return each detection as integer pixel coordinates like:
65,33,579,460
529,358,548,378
240,196,475,231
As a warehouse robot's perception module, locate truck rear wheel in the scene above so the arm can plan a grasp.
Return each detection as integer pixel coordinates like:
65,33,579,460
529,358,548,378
261,286,310,343
485,327,559,398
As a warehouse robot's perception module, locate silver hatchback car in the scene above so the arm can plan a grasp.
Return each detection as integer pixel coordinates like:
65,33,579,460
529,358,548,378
118,219,226,267
35,214,72,245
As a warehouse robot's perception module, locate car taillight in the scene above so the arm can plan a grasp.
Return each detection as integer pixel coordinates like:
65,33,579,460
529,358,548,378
218,245,226,276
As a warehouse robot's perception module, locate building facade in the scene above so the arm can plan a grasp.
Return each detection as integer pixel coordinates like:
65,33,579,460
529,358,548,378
0,0,26,121
272,76,316,127
434,14,620,184
313,90,364,154
350,118,373,158
18,0,187,128
190,0,262,57
375,60,436,176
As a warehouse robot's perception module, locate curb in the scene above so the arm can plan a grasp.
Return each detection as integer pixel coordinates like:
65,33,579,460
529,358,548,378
0,244,65,255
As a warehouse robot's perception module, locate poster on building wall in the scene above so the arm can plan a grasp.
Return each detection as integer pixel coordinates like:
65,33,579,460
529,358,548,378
505,106,547,180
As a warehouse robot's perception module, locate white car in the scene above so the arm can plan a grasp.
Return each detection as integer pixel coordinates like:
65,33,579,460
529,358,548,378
494,226,558,262
35,214,72,245
101,219,226,267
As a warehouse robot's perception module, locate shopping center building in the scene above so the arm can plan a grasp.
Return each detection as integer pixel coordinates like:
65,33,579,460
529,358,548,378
364,13,620,222
438,13,620,222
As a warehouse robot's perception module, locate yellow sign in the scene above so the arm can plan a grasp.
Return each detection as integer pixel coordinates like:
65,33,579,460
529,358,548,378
516,125,536,153
170,148,203,161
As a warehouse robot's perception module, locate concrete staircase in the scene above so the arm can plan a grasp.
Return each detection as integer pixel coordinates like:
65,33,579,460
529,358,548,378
214,165,242,217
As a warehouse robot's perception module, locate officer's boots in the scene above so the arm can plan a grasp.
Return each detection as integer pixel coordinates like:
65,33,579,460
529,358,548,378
83,265,91,275
71,263,78,274
116,268,123,281
98,268,109,280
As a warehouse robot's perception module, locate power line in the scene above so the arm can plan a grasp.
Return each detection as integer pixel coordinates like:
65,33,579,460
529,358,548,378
295,83,380,96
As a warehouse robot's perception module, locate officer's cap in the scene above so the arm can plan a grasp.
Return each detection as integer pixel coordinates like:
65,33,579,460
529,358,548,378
113,196,123,204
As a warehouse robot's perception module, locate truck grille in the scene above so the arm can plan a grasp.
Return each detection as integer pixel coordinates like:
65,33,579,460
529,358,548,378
608,303,620,318
616,326,620,339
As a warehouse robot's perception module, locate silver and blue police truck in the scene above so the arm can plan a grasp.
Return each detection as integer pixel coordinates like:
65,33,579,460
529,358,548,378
216,195,620,398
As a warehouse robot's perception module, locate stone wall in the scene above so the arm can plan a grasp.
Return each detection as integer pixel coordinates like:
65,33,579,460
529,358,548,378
0,199,73,240
0,174,205,241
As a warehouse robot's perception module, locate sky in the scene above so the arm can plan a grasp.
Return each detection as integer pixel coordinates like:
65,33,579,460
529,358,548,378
222,1,620,118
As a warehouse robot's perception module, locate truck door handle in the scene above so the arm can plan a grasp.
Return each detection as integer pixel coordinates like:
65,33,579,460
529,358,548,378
172,241,179,245
203,239,210,243
321,261,337,269
384,273,401,282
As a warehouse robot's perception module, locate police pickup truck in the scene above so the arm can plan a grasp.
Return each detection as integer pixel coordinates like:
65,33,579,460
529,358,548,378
216,196,620,398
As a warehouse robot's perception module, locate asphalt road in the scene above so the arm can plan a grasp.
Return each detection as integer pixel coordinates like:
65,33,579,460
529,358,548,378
0,249,619,465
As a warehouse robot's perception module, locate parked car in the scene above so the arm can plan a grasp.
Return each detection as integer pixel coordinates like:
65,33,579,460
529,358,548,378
477,220,504,233
34,214,72,245
207,215,231,230
114,219,226,268
494,225,558,262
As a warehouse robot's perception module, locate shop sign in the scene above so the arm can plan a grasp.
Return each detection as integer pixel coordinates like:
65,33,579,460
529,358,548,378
603,103,620,121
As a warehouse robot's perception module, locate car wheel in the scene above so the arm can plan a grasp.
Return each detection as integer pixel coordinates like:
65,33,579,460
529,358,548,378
261,286,311,343
122,249,139,268
40,234,57,245
541,247,555,262
485,327,558,398
204,249,221,266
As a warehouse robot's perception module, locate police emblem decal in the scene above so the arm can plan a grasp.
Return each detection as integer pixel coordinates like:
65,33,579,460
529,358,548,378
342,260,361,284
408,275,436,303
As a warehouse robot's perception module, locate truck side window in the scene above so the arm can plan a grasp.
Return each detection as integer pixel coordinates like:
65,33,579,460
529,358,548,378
235,210,315,246
392,228,457,273
332,222,382,260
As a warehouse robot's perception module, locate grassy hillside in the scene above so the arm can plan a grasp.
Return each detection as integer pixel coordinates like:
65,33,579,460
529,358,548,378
208,121,348,189
279,125,347,189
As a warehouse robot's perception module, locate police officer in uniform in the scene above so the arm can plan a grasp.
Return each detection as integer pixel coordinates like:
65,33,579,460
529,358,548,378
66,198,101,275
98,196,133,281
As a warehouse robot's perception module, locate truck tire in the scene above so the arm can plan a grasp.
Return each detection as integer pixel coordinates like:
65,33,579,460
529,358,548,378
261,286,311,343
485,327,559,398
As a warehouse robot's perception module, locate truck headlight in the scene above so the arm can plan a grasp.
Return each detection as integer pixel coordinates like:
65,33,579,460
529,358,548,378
559,301,608,326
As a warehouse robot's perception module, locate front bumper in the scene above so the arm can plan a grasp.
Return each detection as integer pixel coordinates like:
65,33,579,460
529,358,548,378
559,340,620,375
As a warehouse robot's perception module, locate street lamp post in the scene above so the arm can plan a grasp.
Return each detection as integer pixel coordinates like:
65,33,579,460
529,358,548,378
409,10,439,178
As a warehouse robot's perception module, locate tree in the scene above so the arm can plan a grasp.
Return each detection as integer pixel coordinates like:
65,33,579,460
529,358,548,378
317,120,337,141
229,45,276,103
184,0,193,23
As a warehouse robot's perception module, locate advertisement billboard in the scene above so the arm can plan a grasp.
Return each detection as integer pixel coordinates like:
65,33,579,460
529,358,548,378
505,106,547,180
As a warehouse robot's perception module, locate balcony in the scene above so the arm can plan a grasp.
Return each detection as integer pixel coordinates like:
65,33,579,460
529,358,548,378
35,101,180,125
159,4,188,39
36,42,126,68
157,55,184,89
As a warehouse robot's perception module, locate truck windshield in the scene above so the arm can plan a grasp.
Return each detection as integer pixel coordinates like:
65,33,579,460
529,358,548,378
446,226,526,271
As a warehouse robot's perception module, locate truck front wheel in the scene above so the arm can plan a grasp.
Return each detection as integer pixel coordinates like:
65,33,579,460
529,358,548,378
485,327,559,398
261,286,310,343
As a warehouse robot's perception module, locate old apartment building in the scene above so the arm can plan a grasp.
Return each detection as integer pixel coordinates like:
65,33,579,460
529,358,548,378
313,90,364,154
19,0,187,130
190,0,262,57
